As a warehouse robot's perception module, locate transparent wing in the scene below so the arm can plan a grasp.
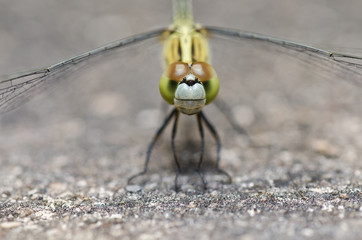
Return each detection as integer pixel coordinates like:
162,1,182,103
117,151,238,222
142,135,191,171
205,26,362,87
0,27,173,177
202,26,362,163
0,29,165,115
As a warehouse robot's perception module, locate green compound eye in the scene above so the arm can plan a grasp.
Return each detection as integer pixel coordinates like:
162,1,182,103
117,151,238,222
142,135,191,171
160,62,189,104
159,74,178,104
191,62,219,104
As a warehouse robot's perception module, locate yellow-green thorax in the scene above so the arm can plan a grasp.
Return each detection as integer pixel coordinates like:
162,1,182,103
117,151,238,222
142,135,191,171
163,23,209,65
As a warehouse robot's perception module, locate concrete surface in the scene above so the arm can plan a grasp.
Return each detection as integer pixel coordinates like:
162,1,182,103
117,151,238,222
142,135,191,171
0,0,361,239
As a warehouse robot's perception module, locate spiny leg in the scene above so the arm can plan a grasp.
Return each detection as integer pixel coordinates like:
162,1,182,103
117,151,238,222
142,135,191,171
196,112,207,189
171,110,181,191
128,108,178,185
199,111,232,184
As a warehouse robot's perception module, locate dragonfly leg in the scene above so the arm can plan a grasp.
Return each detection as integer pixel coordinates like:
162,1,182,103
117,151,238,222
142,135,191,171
196,113,208,189
200,111,232,184
128,108,178,185
171,110,181,191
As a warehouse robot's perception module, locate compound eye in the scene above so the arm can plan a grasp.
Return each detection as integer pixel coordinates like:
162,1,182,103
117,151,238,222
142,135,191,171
190,62,215,82
167,62,189,81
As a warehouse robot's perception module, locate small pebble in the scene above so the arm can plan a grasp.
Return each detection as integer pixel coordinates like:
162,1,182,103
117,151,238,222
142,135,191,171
125,185,142,193
0,221,22,229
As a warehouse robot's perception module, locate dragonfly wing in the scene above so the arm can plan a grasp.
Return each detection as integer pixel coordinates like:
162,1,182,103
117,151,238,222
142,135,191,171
205,26,362,87
202,26,362,158
0,27,176,176
0,29,166,115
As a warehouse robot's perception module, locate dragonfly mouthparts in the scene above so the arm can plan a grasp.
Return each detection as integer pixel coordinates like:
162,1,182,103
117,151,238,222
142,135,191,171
182,77,200,86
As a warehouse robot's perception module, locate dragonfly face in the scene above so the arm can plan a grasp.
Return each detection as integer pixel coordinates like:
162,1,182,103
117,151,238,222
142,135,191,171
173,71,206,115
159,61,219,115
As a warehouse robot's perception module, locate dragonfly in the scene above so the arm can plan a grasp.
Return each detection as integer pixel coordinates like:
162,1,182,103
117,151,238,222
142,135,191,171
1,0,362,190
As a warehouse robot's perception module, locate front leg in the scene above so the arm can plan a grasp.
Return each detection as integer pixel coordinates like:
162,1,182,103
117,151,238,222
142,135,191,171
127,108,178,185
196,112,208,189
199,111,232,184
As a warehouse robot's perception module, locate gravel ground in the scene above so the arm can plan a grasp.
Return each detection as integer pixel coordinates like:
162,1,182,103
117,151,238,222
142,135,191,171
0,0,361,239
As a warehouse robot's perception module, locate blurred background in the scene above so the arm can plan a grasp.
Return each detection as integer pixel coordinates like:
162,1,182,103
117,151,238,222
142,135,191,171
1,0,362,73
0,0,361,186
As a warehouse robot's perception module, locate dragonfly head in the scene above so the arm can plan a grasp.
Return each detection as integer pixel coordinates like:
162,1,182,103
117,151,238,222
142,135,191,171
159,61,219,115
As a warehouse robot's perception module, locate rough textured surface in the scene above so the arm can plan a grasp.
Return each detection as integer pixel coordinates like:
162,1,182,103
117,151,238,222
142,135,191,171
0,0,361,239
